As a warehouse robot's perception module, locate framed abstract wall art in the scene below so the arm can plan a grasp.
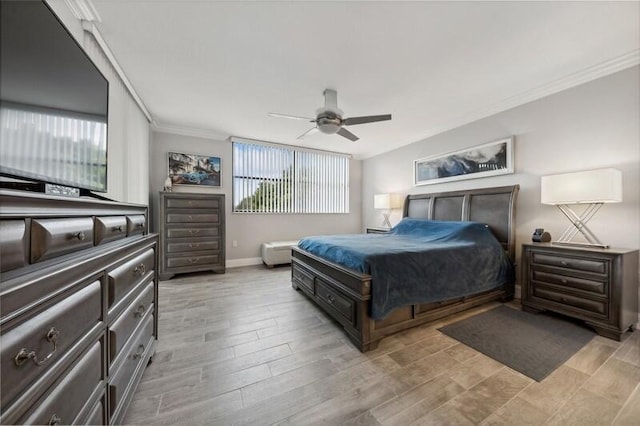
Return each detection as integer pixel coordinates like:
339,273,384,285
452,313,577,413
413,137,514,186
168,152,221,187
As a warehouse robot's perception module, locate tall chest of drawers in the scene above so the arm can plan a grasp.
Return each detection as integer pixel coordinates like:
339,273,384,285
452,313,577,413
0,189,158,425
522,243,639,340
158,192,225,280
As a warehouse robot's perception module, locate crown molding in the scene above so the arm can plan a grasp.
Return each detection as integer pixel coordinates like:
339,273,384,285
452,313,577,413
417,50,640,146
151,122,230,141
63,0,101,22
80,21,153,123
475,50,638,118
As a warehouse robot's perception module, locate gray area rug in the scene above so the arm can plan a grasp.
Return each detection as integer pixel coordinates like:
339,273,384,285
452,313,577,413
438,305,595,381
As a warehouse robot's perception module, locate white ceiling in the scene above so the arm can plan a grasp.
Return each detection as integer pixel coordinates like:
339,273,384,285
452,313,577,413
90,1,639,159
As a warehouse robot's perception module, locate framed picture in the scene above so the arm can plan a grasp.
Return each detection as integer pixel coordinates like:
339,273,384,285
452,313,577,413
413,137,514,186
168,152,221,187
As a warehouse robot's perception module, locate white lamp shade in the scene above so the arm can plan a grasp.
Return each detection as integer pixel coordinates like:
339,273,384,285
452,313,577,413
374,193,403,209
541,168,622,205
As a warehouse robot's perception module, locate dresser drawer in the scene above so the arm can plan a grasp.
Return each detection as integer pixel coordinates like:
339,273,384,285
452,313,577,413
0,281,102,408
166,197,221,209
109,314,154,418
166,254,220,269
95,216,127,246
292,264,315,294
531,269,607,295
167,240,220,254
126,215,146,237
316,279,355,325
109,282,154,365
31,218,94,263
165,212,220,224
20,340,103,426
0,220,29,273
531,252,607,274
86,397,105,425
533,287,607,316
107,249,155,312
166,226,220,239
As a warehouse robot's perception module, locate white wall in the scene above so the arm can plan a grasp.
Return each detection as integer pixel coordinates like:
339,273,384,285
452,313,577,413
149,131,362,265
363,66,640,298
47,0,150,204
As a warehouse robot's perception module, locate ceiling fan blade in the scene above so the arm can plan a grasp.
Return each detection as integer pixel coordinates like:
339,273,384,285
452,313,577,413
268,112,315,121
337,127,359,142
323,89,338,112
343,114,392,126
297,127,319,140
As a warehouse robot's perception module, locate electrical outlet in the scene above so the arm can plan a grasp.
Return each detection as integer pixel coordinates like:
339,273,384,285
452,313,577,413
232,240,238,247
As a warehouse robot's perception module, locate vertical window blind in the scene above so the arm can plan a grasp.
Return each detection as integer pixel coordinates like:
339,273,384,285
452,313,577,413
232,139,349,213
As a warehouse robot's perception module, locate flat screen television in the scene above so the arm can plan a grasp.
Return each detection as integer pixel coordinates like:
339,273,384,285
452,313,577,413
0,0,109,193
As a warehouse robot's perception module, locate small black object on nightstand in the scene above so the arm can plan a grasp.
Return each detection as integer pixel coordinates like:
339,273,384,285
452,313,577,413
532,228,551,242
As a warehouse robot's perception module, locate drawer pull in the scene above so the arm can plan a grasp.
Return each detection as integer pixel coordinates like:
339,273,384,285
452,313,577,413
49,414,62,426
133,263,146,276
561,278,568,284
75,231,86,241
134,303,146,317
133,344,145,359
188,257,200,263
326,294,335,304
115,225,124,232
189,230,200,235
561,260,568,266
137,222,145,228
14,327,60,367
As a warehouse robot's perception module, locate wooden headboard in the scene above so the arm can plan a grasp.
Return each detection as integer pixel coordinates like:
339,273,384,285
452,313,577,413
403,185,519,261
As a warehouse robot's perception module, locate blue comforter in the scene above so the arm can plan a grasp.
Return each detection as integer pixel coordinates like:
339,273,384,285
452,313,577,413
298,218,514,320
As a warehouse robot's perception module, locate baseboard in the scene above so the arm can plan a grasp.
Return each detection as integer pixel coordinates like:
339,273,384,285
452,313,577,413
514,285,521,301
226,257,263,268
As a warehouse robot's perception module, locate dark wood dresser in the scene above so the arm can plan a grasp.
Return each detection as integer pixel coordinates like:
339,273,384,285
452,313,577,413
158,192,225,280
522,243,639,340
0,189,158,425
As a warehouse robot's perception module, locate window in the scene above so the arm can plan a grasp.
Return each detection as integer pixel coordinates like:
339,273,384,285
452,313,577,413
232,139,349,213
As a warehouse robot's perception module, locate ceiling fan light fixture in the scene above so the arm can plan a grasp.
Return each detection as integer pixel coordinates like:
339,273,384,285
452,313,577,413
317,116,342,134
318,124,339,134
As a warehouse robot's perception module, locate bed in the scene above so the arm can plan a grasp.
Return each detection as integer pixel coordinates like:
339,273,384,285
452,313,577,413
291,185,519,351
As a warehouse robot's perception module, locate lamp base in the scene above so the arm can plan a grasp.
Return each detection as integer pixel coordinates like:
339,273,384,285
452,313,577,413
554,203,608,248
381,212,392,228
551,241,609,249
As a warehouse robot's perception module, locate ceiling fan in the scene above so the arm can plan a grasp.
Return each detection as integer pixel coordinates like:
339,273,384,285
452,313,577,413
268,89,392,142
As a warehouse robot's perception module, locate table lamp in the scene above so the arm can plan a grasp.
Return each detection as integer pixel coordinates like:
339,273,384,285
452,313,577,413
374,193,403,228
541,168,622,248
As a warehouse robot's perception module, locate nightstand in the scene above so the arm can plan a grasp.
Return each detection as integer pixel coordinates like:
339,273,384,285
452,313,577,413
366,227,390,234
521,243,639,341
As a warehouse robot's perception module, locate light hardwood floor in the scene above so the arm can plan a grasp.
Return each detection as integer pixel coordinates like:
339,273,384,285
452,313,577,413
124,265,640,425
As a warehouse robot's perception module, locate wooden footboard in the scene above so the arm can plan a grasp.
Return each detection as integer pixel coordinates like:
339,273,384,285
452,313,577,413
291,247,514,352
